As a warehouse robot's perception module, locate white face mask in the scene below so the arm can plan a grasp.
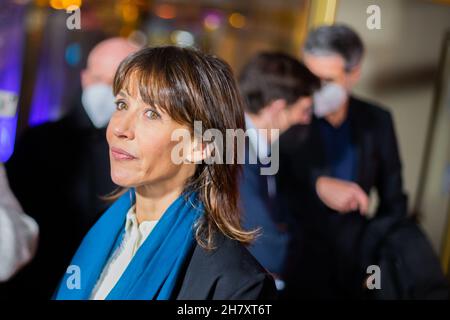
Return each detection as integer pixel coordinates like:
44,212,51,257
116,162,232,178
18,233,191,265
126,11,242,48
81,83,116,128
313,82,347,118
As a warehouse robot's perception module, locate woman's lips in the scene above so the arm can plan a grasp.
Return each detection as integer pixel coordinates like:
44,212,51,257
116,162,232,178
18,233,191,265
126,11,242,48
110,147,137,161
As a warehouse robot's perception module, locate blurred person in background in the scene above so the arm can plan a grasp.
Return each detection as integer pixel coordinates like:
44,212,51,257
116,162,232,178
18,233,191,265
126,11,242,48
237,52,320,293
0,163,38,282
277,24,409,298
3,37,139,299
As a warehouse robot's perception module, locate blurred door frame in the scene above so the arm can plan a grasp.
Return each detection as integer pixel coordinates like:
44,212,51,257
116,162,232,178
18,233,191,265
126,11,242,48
413,31,450,277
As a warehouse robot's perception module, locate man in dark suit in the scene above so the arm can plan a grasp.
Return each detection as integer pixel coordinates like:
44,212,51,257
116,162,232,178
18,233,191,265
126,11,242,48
2,38,138,299
277,24,408,298
237,52,320,291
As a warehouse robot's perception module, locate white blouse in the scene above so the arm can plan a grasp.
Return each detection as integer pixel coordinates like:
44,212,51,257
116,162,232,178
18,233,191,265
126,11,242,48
90,205,158,300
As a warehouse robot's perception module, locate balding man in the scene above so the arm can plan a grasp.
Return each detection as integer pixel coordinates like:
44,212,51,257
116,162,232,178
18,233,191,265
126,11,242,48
3,38,139,299
81,38,139,128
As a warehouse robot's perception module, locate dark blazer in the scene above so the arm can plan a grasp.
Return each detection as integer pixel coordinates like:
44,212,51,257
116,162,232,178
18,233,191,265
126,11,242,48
277,96,408,298
175,232,277,300
239,141,290,276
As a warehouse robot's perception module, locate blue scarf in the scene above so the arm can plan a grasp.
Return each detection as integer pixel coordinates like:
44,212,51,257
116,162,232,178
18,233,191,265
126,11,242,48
54,189,203,300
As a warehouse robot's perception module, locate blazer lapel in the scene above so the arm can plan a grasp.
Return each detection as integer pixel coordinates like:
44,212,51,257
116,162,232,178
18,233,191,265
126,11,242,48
348,97,374,193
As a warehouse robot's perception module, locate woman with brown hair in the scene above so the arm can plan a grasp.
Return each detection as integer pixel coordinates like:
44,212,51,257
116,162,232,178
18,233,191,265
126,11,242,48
54,46,276,300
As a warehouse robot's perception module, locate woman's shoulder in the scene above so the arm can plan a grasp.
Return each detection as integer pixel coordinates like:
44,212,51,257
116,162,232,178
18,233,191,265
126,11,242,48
201,232,269,277
175,232,277,300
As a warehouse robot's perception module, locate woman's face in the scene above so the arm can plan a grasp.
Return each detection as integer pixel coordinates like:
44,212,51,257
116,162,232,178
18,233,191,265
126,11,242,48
106,85,194,189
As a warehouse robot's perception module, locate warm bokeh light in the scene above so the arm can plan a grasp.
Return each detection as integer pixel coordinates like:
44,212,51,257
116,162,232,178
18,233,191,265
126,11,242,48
228,12,246,29
49,0,63,9
121,3,139,23
155,4,176,20
34,0,48,7
62,0,81,8
49,0,81,9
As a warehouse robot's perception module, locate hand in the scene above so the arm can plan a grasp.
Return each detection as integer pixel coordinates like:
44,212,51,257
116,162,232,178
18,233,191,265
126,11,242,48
315,176,369,215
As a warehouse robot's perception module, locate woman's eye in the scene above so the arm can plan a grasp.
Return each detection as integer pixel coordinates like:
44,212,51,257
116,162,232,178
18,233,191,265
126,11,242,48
115,101,127,111
145,109,160,120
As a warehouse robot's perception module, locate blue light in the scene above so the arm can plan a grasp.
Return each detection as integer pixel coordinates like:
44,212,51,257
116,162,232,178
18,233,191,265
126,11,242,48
0,4,26,162
65,42,81,67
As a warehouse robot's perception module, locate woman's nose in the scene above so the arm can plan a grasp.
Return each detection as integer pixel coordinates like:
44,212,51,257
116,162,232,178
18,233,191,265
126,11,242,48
113,116,135,140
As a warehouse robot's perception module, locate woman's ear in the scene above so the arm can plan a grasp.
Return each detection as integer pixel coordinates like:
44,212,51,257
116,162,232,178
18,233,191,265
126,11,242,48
185,137,212,164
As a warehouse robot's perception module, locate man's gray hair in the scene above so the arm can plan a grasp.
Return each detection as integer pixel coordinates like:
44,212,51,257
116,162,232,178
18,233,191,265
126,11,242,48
303,24,365,72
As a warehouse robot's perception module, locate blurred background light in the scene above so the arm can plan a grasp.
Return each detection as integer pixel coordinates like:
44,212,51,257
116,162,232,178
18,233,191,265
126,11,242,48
49,0,81,9
62,0,82,9
170,30,194,47
203,12,221,31
121,3,139,23
0,3,26,162
229,12,246,29
154,4,176,20
49,0,64,9
65,42,81,67
128,29,148,47
34,0,48,7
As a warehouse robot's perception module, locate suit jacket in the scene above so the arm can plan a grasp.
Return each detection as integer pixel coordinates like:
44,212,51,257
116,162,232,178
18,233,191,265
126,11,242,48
237,133,290,276
175,232,277,300
277,96,408,298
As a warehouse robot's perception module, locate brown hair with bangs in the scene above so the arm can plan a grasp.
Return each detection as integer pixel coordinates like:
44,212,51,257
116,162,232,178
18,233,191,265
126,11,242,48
110,46,255,249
